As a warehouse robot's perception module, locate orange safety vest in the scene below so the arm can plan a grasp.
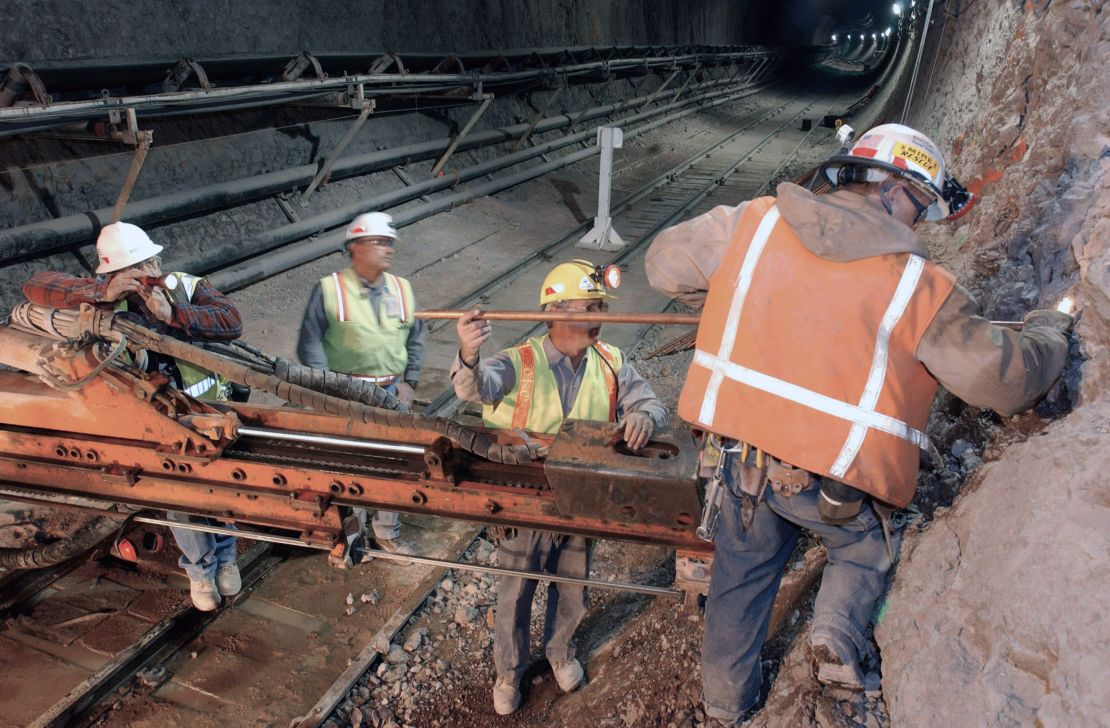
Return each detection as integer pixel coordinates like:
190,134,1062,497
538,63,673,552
678,197,956,506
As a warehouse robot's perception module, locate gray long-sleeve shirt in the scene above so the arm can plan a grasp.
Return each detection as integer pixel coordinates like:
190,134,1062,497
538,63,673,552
296,275,426,383
449,335,668,428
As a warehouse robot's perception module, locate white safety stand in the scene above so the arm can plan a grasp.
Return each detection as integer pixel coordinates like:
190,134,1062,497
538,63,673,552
578,126,626,251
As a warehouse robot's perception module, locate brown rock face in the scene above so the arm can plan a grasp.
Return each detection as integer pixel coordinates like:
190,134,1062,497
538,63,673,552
876,402,1110,725
878,0,1110,724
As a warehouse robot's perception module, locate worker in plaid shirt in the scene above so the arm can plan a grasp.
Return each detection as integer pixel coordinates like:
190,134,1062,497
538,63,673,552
22,221,243,613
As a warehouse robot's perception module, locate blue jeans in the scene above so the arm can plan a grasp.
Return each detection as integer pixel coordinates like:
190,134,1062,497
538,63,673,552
166,512,238,581
701,461,893,723
370,380,402,539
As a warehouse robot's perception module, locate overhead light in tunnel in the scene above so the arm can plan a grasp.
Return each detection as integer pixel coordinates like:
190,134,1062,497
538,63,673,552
832,34,838,41
872,33,877,39
893,2,903,14
847,33,852,40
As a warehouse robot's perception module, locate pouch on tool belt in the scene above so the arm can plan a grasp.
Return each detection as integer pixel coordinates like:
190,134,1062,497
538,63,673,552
698,434,723,478
488,525,518,545
766,459,814,497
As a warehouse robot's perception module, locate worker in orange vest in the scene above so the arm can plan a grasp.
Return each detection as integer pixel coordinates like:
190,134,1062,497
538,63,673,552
451,260,666,716
646,123,1072,723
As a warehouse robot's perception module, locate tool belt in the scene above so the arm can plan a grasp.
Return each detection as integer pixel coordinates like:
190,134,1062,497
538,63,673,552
704,438,816,530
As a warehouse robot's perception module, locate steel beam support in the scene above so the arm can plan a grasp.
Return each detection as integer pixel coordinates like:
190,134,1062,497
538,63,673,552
109,109,154,223
512,82,564,151
392,166,431,202
299,95,375,206
578,126,626,251
639,66,682,109
670,63,701,103
430,93,493,177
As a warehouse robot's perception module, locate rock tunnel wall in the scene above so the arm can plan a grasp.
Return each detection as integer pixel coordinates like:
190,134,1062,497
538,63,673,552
875,1,1109,725
5,0,754,63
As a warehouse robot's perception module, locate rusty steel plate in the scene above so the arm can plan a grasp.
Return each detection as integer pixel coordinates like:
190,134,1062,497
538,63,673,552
544,419,701,530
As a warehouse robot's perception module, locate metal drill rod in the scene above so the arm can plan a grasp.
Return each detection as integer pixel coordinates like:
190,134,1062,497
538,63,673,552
418,309,1024,328
416,310,701,325
137,516,684,599
236,426,426,456
349,546,685,599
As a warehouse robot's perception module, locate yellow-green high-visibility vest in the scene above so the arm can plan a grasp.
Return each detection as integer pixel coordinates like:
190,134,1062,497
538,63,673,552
483,336,623,435
117,272,226,401
320,268,415,382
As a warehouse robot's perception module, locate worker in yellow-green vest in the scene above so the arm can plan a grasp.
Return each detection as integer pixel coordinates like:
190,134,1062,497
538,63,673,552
296,212,425,556
450,260,667,716
23,222,244,613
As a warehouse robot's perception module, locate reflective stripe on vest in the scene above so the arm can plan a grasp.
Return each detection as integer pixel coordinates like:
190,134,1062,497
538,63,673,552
679,198,954,505
511,345,537,431
320,268,414,377
594,343,619,422
183,375,220,398
116,276,226,401
352,373,401,385
484,337,622,435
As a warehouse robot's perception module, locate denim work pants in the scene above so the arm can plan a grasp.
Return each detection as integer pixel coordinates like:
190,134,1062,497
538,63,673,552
701,461,893,723
166,511,238,581
493,529,592,684
369,381,401,540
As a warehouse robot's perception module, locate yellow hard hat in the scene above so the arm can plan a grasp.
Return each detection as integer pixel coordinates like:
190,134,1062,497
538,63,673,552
539,259,621,306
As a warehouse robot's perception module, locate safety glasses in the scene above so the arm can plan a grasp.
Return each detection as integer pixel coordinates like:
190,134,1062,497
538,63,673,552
879,179,931,225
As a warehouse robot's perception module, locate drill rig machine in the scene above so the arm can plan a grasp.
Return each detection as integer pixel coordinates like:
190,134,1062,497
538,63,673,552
0,303,713,603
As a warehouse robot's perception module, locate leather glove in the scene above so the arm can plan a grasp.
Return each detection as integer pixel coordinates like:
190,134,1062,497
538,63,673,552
1023,309,1074,334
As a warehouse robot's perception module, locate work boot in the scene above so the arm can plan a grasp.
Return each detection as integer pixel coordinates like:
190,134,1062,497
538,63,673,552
812,640,865,691
551,657,585,692
216,562,241,597
376,537,417,556
492,676,522,715
189,576,221,612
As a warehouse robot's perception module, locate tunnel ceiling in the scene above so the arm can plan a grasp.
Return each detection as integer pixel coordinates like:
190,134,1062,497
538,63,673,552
4,0,909,67
754,0,903,45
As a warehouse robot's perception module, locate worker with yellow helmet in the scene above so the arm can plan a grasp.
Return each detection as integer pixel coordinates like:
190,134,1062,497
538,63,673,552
451,259,666,715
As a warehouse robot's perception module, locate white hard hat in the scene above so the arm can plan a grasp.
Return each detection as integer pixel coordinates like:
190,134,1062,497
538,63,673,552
823,123,950,221
345,212,397,243
95,222,163,274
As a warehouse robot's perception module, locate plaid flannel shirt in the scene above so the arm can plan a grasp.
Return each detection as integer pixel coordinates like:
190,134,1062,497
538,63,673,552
22,271,242,341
